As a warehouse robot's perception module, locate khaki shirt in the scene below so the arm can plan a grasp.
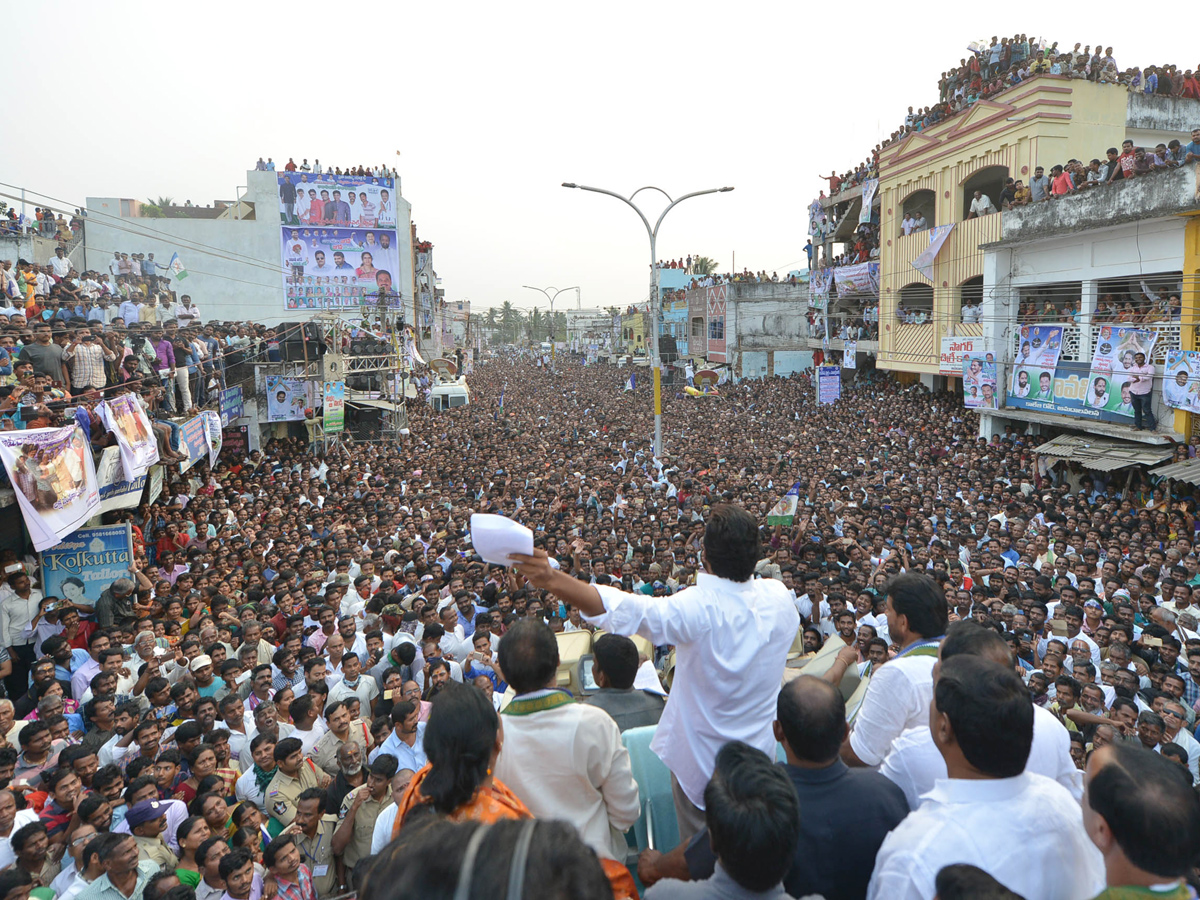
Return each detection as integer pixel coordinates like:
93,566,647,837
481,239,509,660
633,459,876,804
294,815,339,898
311,719,372,776
266,758,323,827
134,834,179,870
337,785,392,870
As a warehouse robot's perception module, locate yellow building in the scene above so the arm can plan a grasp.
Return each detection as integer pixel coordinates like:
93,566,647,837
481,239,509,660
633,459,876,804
621,310,647,356
871,77,1179,377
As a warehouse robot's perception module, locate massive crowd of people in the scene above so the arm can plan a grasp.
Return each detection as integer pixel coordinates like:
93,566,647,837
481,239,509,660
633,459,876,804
254,159,399,180
0,339,1192,899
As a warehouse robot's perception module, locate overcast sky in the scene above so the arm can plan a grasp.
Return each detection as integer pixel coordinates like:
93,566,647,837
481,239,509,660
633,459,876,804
6,4,1193,315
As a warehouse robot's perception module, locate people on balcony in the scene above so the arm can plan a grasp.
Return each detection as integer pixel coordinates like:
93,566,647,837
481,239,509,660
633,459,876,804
967,190,997,218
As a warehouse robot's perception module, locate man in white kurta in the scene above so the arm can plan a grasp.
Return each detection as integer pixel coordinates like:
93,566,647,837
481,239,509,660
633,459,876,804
493,621,639,862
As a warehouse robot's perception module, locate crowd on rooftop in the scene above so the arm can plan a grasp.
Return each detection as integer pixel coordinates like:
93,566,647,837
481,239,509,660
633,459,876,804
255,159,399,180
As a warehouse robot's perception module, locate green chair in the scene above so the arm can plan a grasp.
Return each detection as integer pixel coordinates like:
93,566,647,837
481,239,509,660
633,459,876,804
621,724,679,853
31,888,55,900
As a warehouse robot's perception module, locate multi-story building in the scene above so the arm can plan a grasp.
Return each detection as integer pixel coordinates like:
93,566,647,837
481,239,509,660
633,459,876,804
814,77,1195,388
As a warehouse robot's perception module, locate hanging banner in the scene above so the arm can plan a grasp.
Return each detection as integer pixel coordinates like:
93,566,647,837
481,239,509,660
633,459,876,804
808,199,825,237
859,179,878,224
96,394,159,483
911,224,955,281
1164,350,1200,412
939,336,985,377
323,381,346,433
222,425,249,460
832,262,879,297
816,366,841,405
1007,325,1065,408
219,386,244,426
809,269,833,309
1084,326,1159,420
96,446,148,514
203,411,223,467
843,341,857,369
148,466,164,505
266,376,308,422
39,524,133,611
0,425,100,551
177,415,213,473
962,354,999,409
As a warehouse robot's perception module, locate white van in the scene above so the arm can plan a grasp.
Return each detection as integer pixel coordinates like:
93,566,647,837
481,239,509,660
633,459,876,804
429,382,470,412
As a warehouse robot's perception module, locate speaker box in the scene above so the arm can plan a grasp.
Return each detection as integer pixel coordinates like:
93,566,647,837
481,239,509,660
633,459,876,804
347,405,383,440
279,321,326,361
659,335,678,365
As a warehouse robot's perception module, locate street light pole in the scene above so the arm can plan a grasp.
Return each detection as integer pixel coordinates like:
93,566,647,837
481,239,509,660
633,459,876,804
522,285,578,361
561,183,733,457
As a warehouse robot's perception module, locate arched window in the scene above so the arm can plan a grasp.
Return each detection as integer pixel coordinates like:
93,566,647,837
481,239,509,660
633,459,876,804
959,276,983,323
962,165,1009,220
898,283,934,323
901,189,936,235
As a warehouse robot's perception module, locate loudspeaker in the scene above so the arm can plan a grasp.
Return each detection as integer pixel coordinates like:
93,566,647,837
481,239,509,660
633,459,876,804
347,405,383,440
279,321,326,361
659,335,678,365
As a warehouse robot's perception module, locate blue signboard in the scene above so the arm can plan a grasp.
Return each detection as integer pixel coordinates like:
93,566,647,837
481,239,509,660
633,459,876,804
817,366,842,405
40,524,134,610
219,386,245,426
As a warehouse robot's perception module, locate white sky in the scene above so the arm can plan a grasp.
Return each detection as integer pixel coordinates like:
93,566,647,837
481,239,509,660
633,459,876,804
6,3,1195,315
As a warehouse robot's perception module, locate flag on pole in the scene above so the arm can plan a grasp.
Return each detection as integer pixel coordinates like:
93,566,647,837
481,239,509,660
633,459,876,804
499,388,504,409
766,481,803,526
624,374,636,392
169,252,188,281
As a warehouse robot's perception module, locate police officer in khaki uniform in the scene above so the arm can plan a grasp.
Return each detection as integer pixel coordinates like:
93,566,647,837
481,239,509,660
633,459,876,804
288,787,339,898
266,737,330,829
311,701,371,777
332,756,398,889
126,799,180,869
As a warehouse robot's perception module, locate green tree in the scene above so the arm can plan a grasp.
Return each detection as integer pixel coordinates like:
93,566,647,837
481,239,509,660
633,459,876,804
527,307,544,341
499,301,520,344
691,256,719,276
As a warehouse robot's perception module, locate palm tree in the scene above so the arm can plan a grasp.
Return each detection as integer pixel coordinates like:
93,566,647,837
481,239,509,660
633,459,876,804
527,308,544,341
141,196,175,218
692,256,719,276
499,301,520,344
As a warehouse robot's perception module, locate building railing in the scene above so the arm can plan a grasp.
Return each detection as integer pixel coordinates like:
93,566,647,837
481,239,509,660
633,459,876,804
1010,322,1180,364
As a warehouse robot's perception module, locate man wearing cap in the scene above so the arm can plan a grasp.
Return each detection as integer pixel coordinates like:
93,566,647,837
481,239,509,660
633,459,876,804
126,799,179,869
190,655,219,698
266,737,330,828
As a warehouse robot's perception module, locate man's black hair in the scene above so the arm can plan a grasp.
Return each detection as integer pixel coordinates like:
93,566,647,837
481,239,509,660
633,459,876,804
704,740,801,892
702,504,760,582
886,573,949,639
497,620,559,695
591,634,639,690
934,656,1032,778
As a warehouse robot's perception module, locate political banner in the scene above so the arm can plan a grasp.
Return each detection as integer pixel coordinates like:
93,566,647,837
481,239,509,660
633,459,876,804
96,394,159,483
809,269,833,309
843,342,857,369
940,336,988,377
148,465,163,505
832,262,879,297
816,366,841,405
39,524,133,610
962,354,998,409
911,224,955,282
203,411,223,467
219,386,244,425
279,172,402,311
859,179,878,224
266,376,308,422
95,446,148,514
1083,326,1159,420
323,382,345,433
0,425,99,551
177,415,213,473
222,425,249,460
1007,325,1064,408
1163,350,1200,412
767,482,803,526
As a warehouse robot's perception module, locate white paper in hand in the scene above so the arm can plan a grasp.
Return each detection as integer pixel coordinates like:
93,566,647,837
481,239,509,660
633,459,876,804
470,513,534,566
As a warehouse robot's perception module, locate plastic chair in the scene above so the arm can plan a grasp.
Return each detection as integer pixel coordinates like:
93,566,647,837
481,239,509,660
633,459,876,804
555,630,593,695
30,889,54,900
622,725,679,854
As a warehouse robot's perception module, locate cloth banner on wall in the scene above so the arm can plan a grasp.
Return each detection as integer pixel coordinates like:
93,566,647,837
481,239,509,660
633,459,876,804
97,394,159,483
1164,350,1200,411
859,179,878,224
816,366,841,405
1084,327,1158,419
266,376,309,422
911,224,954,281
843,341,858,368
832,262,879,297
0,425,99,551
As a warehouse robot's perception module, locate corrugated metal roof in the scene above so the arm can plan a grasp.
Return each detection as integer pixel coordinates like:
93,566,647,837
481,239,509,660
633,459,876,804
1033,434,1174,472
1151,458,1200,485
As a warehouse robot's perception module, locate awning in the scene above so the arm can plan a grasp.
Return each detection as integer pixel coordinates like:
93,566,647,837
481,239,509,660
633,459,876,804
346,399,401,411
1033,434,1174,472
1151,458,1200,486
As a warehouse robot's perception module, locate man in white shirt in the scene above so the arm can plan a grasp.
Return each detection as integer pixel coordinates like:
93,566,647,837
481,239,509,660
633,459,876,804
493,620,639,863
867,655,1104,900
968,190,997,218
826,573,947,768
901,213,915,236
512,503,799,843
881,619,1082,809
49,248,72,279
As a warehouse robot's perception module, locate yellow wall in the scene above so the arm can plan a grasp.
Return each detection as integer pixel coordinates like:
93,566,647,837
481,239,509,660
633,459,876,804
876,78,1130,374
622,311,646,351
1175,215,1200,437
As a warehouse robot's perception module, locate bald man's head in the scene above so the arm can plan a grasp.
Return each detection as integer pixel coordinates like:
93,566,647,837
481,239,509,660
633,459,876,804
774,675,846,764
